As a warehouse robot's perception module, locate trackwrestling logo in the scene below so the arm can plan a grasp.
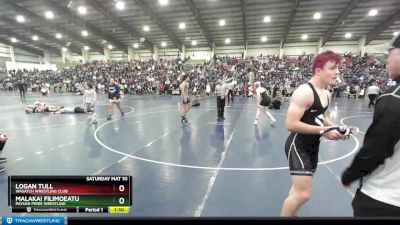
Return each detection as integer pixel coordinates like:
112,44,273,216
2,217,64,225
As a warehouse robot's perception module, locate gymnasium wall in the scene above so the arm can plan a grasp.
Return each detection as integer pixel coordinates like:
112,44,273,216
0,36,394,68
14,48,40,64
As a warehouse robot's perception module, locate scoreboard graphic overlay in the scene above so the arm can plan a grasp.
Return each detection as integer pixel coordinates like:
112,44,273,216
8,176,132,214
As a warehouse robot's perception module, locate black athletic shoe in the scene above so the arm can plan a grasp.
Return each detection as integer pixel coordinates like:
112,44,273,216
107,116,112,120
0,166,5,172
0,157,6,163
181,116,188,123
121,112,125,117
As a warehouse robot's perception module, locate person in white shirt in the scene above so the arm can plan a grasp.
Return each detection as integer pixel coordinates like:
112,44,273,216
254,82,276,126
226,81,235,103
83,83,97,124
366,83,380,107
215,79,229,120
206,83,211,96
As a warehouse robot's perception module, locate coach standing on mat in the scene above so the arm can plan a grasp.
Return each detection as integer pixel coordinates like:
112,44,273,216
215,79,229,120
341,34,400,217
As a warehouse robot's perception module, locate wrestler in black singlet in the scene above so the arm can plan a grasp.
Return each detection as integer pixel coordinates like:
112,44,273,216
285,82,329,176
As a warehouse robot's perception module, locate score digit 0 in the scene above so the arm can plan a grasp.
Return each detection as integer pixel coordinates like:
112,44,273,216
118,185,125,192
119,197,125,205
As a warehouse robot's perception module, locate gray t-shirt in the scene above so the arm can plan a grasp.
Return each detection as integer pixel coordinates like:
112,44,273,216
367,85,380,95
215,84,227,97
226,83,234,90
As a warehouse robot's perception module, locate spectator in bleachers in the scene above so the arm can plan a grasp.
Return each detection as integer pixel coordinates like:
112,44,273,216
1,53,392,101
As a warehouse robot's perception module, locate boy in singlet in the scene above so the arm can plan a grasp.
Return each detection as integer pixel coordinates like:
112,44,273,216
281,51,347,216
179,75,192,123
107,78,124,120
254,82,276,126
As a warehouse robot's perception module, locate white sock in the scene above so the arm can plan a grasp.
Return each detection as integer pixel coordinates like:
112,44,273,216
265,111,276,122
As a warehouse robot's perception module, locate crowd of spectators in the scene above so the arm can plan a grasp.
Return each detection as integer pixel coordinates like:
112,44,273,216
0,53,395,99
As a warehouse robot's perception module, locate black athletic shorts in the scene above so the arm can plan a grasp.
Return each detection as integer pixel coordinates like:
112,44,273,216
285,132,320,176
260,92,271,107
260,97,271,107
182,98,191,105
